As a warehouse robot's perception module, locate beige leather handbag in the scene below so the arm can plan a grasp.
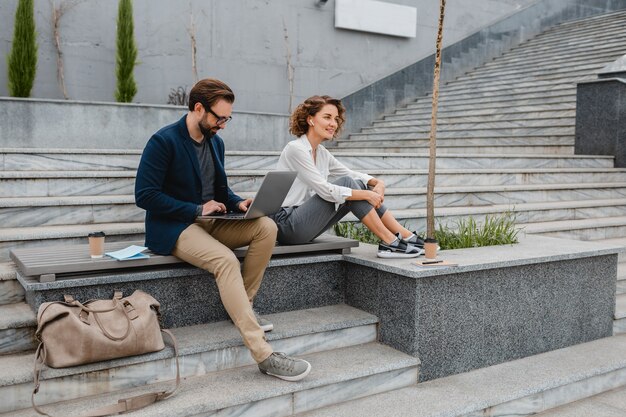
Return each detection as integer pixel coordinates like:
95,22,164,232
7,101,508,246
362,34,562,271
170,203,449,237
32,290,180,416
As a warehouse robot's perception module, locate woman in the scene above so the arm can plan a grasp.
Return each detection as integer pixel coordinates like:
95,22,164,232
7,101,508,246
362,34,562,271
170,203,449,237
271,95,423,258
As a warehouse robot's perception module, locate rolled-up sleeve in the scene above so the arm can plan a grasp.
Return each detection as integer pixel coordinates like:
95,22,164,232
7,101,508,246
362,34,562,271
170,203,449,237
284,145,353,204
327,152,373,188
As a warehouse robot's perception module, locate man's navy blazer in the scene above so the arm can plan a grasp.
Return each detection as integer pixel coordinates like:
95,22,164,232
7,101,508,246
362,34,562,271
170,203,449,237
135,115,243,255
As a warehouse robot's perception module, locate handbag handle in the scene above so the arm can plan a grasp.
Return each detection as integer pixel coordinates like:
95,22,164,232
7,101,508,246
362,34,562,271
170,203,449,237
67,296,133,342
32,329,180,417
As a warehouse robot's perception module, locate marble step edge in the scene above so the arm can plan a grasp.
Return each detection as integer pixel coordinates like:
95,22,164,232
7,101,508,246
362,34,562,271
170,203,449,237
389,104,577,117
466,50,626,74
7,167,626,178
408,92,576,105
5,151,609,164
0,304,379,387
615,294,626,320
490,36,626,64
436,84,575,98
537,11,626,33
229,150,611,159
465,51,623,76
517,20,626,44
371,117,577,127
376,198,626,220
0,302,35,330
531,385,626,416
360,125,576,134
0,148,143,155
295,334,626,417
454,64,605,82
0,222,144,243
382,109,577,121
0,195,135,207
0,171,136,179
479,43,626,65
0,262,17,281
4,342,419,417
406,97,577,110
4,182,626,214
406,97,578,110
340,140,574,147
520,216,626,234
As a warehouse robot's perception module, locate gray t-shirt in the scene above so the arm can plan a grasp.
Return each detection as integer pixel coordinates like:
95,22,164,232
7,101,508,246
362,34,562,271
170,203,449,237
191,137,216,204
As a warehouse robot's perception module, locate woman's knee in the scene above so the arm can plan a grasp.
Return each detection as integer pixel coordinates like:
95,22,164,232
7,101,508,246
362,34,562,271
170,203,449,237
334,176,360,189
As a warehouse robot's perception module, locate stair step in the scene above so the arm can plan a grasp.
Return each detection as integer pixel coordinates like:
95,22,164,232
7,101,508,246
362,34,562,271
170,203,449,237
0,148,140,171
297,334,626,417
434,83,575,100
364,199,626,232
0,171,136,197
533,385,626,416
408,90,577,107
521,216,626,241
2,343,418,416
227,151,614,170
616,294,626,320
372,115,576,129
0,303,36,355
0,223,144,262
362,119,575,133
0,304,392,414
383,109,576,123
220,169,626,190
393,103,577,117
333,145,574,155
455,64,607,84
0,196,143,228
0,262,22,306
464,47,626,77
405,95,577,111
490,32,626,65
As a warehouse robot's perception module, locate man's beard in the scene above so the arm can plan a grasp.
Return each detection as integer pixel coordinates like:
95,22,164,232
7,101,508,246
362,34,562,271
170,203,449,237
199,119,217,139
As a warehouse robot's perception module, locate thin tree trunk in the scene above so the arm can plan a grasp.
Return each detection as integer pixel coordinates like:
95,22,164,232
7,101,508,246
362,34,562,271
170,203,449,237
188,11,198,84
426,0,446,239
283,17,295,114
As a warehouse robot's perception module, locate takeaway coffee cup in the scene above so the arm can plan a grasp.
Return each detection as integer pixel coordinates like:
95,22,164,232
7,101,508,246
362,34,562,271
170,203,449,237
424,238,438,260
88,231,106,258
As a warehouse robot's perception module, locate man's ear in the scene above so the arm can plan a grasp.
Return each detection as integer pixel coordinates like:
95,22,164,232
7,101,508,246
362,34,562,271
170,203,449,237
193,102,204,114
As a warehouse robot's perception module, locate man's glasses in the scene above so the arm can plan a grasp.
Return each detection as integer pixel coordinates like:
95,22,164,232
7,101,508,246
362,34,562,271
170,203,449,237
205,107,233,125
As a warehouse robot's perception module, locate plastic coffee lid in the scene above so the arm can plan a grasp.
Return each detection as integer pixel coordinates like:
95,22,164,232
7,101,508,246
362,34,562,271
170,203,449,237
88,231,106,238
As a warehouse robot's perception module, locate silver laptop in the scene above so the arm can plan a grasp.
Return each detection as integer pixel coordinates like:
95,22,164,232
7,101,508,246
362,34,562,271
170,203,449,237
200,171,297,220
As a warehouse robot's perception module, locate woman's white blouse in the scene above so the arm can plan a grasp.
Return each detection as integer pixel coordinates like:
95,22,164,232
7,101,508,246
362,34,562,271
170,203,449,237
276,136,373,207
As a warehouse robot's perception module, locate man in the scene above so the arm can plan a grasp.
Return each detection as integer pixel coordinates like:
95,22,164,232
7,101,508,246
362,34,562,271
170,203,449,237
135,78,311,381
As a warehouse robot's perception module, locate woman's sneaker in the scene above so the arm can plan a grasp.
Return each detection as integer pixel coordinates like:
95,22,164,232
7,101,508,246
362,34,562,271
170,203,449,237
258,352,312,381
377,236,423,258
401,232,440,251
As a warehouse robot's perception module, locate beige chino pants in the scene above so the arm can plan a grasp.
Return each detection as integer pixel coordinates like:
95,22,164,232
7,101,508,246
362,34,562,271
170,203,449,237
172,216,277,363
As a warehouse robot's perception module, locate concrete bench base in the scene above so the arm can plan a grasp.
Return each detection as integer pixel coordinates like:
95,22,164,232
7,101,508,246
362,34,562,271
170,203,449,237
18,253,347,328
16,235,623,381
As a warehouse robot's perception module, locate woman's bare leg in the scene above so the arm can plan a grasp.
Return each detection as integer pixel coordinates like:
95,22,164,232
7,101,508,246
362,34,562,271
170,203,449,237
379,211,413,239
360,209,398,244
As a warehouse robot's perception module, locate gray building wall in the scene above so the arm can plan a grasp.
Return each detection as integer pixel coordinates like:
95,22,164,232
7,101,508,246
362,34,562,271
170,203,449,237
0,0,538,114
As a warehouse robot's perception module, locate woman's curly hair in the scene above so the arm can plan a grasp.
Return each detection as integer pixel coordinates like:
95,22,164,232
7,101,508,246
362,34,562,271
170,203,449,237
289,95,346,139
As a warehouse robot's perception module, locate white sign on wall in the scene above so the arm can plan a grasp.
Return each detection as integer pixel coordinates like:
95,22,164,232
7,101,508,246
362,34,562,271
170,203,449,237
334,0,417,38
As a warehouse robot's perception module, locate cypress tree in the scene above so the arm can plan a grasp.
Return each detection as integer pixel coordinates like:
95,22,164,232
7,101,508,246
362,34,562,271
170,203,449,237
115,0,138,102
7,0,38,97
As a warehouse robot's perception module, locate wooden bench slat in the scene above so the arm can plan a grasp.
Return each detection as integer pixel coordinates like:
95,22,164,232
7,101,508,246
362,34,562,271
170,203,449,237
10,236,358,279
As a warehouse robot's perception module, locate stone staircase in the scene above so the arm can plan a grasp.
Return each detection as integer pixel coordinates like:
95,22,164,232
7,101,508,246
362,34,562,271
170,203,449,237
1,9,626,417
